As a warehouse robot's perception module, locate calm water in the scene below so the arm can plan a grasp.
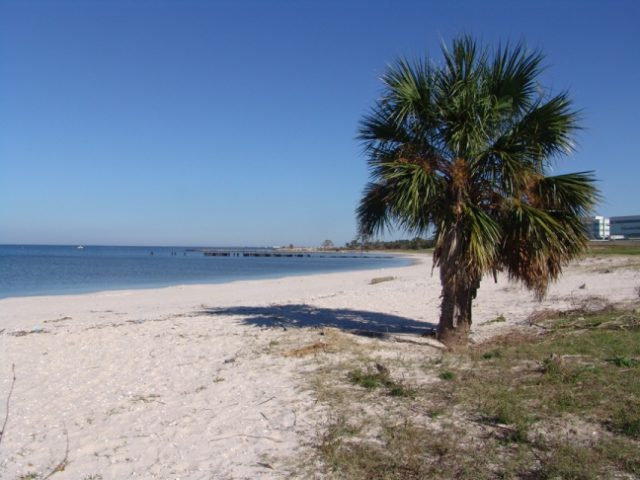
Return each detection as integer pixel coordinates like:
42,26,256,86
0,245,408,299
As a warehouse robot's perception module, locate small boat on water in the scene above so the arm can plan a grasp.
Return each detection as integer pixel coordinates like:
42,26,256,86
76,245,84,249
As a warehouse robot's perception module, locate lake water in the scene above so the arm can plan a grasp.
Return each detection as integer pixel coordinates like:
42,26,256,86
0,245,408,299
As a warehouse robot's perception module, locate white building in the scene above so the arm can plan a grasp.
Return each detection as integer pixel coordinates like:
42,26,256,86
585,215,610,240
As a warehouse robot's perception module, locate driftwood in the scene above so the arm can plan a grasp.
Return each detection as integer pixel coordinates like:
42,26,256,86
350,329,446,349
530,311,639,332
392,335,447,350
0,364,16,449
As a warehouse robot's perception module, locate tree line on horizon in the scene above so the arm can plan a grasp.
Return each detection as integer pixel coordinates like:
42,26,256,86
344,237,435,250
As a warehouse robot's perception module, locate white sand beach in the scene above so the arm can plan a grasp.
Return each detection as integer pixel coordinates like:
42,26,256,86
1,254,638,479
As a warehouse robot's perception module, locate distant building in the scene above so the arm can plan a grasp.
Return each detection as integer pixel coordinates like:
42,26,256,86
584,215,610,240
610,215,640,240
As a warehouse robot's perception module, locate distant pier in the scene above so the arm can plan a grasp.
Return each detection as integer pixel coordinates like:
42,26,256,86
197,250,390,259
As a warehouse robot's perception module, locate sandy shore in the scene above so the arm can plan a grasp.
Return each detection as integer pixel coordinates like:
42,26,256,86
1,254,638,479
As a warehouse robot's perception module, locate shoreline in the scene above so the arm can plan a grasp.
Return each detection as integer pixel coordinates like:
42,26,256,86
0,252,412,302
1,254,638,478
0,255,423,332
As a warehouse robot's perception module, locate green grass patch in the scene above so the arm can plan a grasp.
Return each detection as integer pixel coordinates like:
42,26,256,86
348,366,415,397
310,308,640,479
536,443,600,480
606,355,640,367
611,407,640,439
348,368,387,389
482,348,502,359
317,416,486,480
588,243,640,256
438,371,455,381
465,312,640,420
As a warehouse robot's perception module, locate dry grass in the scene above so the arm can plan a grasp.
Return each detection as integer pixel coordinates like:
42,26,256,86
283,341,329,357
302,307,640,479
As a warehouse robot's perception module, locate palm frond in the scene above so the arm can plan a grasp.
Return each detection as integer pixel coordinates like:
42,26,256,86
499,202,586,298
472,91,581,193
463,204,502,274
531,171,599,215
357,36,597,306
380,58,432,125
356,182,392,236
488,41,544,115
441,35,486,84
384,162,444,233
508,92,581,163
358,103,411,148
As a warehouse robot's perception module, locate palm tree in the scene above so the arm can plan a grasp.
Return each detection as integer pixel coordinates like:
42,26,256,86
357,36,598,345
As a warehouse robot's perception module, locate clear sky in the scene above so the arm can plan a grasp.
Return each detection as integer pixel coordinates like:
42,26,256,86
1,0,638,247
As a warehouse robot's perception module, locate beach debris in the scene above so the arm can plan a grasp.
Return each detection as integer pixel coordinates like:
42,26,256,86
579,283,586,289
130,394,164,405
9,328,48,337
487,314,507,324
44,316,72,324
223,357,236,364
369,276,395,285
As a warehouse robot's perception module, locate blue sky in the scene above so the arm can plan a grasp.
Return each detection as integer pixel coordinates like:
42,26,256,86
1,0,638,247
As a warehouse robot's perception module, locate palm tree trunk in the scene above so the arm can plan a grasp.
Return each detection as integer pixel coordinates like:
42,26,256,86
437,275,477,345
436,225,480,345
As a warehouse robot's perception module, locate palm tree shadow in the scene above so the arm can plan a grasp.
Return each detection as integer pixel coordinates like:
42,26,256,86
199,304,436,337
